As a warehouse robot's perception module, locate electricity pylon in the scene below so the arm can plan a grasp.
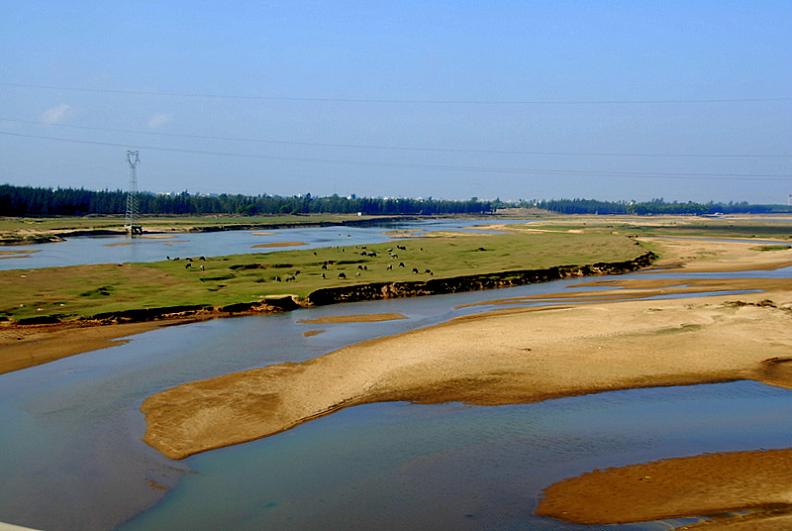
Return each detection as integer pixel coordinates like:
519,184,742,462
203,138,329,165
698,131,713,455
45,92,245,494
125,150,143,235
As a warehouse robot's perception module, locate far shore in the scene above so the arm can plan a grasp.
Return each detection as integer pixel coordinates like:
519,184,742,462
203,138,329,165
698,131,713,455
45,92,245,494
0,214,423,246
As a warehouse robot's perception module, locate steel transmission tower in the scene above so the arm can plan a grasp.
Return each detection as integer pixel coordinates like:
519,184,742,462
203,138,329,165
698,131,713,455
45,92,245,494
125,150,143,235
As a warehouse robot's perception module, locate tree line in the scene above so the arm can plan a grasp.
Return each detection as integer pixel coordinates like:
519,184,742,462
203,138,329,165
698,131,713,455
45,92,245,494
2,184,789,217
0,184,493,216
522,198,792,215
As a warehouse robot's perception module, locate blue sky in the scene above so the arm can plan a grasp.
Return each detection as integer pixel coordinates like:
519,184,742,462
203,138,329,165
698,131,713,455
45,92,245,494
1,0,790,202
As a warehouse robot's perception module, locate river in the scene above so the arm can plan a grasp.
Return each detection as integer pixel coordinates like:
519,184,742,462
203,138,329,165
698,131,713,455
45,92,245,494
1,223,790,530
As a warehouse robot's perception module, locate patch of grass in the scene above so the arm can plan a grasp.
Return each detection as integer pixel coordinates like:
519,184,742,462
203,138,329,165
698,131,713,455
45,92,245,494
0,231,648,322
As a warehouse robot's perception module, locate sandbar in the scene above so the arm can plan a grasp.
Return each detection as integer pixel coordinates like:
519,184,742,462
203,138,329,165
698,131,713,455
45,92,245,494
297,313,407,324
0,321,167,374
142,287,792,459
536,448,792,528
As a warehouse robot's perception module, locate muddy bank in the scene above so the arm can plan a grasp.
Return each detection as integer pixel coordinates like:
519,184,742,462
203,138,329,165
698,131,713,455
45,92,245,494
307,251,657,305
536,448,792,528
141,288,792,459
0,320,170,374
0,234,65,246
0,297,300,373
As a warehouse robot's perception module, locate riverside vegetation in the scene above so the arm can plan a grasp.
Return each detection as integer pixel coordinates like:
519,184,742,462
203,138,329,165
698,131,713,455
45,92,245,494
0,230,648,324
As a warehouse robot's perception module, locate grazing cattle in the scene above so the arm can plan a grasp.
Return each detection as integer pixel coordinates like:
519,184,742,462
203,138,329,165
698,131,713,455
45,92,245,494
294,270,300,275
186,257,193,262
199,256,206,261
387,264,393,270
424,269,432,274
166,256,171,260
412,268,419,273
355,272,361,277
185,263,191,269
338,272,347,279
399,262,405,268
321,273,326,279
313,251,317,256
363,265,368,270
275,276,281,282
321,263,328,270
397,245,407,251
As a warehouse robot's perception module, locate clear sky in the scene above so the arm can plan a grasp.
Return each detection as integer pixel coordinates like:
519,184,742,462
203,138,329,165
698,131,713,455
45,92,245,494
1,0,790,202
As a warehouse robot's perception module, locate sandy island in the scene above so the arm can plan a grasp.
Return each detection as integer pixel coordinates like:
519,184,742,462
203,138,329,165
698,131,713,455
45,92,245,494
536,449,792,529
142,284,792,459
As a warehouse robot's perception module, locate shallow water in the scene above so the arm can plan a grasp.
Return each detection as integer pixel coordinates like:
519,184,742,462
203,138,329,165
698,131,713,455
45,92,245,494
0,218,521,270
122,382,792,531
1,263,790,529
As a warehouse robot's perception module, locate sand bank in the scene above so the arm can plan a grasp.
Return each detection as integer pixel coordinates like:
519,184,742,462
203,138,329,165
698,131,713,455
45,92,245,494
0,250,38,256
297,313,407,324
642,236,792,272
303,329,325,337
142,287,792,459
459,277,792,310
536,448,792,528
0,321,167,374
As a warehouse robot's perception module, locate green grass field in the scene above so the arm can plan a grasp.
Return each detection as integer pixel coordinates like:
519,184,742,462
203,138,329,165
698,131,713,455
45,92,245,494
0,231,647,322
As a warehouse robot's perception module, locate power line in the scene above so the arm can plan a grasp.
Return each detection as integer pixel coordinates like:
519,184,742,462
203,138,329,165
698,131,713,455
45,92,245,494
2,82,791,105
1,117,789,159
1,129,790,183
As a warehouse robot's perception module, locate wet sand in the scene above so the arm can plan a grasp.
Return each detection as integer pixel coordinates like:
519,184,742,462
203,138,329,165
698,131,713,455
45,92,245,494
0,321,167,374
142,286,792,459
536,449,792,528
297,313,407,324
303,329,325,337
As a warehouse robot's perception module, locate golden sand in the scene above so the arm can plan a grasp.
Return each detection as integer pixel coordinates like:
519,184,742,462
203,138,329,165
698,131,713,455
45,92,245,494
537,449,792,528
142,286,792,459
